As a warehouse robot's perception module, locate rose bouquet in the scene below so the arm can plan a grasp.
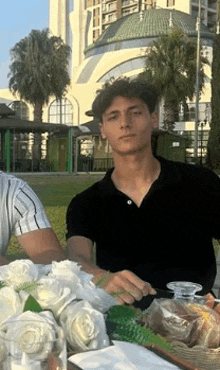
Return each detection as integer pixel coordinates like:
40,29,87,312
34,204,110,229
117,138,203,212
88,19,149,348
0,259,116,369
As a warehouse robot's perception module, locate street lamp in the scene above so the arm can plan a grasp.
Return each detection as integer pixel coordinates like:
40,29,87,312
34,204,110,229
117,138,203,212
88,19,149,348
194,0,202,162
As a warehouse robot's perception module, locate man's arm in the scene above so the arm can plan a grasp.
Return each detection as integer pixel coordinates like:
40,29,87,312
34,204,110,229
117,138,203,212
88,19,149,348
67,236,156,305
17,228,67,264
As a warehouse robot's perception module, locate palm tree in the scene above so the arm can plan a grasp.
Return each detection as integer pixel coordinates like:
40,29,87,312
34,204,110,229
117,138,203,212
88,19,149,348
8,28,71,123
8,28,71,161
141,28,208,131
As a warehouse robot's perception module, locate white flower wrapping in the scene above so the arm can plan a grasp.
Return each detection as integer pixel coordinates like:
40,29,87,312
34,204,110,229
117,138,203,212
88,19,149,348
48,260,116,313
0,259,116,366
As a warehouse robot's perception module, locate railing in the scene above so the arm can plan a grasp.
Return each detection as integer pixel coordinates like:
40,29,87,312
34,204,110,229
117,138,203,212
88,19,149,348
122,0,138,8
77,157,114,172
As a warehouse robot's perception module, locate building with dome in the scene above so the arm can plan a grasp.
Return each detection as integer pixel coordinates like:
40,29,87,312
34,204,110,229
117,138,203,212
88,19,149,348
0,2,216,168
59,8,214,127
83,0,218,43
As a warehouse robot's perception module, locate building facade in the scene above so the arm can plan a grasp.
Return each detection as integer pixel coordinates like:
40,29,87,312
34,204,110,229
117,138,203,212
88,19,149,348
0,0,217,168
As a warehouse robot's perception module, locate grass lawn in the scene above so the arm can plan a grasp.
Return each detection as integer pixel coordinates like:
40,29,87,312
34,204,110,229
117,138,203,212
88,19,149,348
7,173,103,260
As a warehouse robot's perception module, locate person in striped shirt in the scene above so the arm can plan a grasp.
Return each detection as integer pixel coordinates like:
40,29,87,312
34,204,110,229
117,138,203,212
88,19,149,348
0,171,66,265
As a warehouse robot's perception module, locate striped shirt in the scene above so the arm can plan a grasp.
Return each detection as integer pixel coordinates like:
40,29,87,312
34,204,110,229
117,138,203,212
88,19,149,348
0,171,50,255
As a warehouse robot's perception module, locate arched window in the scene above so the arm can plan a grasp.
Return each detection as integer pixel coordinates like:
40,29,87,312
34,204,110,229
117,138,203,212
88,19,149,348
49,98,73,125
9,101,29,120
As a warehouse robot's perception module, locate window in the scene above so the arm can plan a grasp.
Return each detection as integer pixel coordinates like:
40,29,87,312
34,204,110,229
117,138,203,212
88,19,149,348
167,0,175,6
93,29,100,42
49,98,73,126
9,101,29,120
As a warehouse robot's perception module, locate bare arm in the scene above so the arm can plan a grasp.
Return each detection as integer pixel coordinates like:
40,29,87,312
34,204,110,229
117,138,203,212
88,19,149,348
67,236,156,305
17,228,67,264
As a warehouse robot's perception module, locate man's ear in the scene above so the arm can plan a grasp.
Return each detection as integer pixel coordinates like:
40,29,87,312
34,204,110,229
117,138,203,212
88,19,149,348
99,123,107,139
151,112,159,129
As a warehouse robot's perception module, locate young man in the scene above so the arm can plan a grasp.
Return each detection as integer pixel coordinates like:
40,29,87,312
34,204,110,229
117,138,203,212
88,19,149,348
66,78,220,308
0,171,66,265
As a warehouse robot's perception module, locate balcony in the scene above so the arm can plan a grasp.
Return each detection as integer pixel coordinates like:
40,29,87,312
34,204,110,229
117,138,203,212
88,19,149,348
102,1,117,13
122,0,138,8
102,15,117,24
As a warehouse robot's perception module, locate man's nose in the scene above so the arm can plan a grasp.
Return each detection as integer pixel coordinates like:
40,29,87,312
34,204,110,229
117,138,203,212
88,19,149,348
120,114,132,128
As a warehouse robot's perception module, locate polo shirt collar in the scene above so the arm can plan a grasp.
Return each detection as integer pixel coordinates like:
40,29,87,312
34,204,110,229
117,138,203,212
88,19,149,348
98,156,182,195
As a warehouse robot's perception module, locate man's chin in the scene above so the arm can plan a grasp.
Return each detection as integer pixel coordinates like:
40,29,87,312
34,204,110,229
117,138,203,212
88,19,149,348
114,145,150,156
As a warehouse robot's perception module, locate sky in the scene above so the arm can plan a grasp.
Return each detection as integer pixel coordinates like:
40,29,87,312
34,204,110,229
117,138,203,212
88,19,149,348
0,0,49,89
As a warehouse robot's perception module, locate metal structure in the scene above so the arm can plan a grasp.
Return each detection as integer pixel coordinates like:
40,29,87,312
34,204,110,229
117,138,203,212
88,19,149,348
194,0,202,161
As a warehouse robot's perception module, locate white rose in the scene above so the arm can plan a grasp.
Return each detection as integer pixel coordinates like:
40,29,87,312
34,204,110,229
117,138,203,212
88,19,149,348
32,276,76,317
4,311,62,361
59,300,110,352
50,260,81,276
48,260,81,292
0,260,38,288
0,287,23,325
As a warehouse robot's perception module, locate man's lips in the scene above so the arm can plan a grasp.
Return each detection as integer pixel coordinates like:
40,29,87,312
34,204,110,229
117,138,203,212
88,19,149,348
119,134,136,139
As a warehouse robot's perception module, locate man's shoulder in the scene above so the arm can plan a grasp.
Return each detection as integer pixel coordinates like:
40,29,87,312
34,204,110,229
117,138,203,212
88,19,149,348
0,171,26,188
74,180,102,200
71,175,108,204
161,157,220,188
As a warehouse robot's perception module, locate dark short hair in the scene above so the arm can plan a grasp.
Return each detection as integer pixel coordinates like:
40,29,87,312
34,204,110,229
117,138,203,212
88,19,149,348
92,77,158,122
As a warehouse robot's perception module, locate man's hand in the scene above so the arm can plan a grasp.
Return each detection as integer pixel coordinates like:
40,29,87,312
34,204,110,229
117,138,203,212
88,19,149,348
95,269,156,305
67,237,156,305
205,292,220,315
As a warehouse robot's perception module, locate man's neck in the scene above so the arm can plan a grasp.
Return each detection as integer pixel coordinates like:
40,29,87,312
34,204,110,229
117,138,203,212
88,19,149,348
111,151,161,205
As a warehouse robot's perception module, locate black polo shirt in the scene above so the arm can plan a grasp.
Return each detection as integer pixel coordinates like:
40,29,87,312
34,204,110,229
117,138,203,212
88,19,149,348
66,157,220,296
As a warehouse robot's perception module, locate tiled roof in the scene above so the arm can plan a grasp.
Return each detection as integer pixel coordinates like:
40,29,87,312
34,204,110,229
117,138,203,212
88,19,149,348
86,9,214,52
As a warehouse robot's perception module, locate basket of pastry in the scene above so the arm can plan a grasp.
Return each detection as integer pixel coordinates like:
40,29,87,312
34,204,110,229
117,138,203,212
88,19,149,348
138,282,220,370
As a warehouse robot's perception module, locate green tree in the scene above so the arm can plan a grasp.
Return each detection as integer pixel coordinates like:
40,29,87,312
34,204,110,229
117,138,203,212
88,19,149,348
141,28,208,131
8,28,71,123
206,32,220,170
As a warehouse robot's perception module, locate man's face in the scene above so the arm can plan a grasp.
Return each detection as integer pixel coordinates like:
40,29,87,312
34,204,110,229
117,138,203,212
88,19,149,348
99,96,158,156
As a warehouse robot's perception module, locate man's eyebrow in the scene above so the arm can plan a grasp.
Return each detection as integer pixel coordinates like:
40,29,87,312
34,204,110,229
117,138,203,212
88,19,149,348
127,105,141,111
104,109,119,116
105,104,142,116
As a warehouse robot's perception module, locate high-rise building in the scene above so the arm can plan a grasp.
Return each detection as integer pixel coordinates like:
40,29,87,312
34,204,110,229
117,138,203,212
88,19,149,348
85,1,157,42
85,0,218,43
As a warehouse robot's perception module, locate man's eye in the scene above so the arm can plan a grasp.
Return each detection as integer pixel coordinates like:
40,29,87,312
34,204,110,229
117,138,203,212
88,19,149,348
132,111,142,116
107,115,117,121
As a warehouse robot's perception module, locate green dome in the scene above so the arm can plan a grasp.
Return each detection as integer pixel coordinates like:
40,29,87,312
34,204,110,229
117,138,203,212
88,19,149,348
86,9,214,52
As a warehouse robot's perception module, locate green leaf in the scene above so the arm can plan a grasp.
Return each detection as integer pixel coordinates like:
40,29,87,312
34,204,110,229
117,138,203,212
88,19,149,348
95,272,111,287
15,281,41,294
106,305,173,351
23,294,43,313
